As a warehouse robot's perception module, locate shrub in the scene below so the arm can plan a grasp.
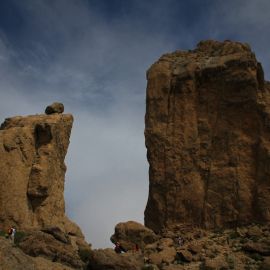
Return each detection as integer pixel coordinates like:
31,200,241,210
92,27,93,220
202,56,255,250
14,231,27,245
226,254,235,269
0,230,6,237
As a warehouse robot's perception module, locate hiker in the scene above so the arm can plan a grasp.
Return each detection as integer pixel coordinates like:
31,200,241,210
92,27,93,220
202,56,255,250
8,226,16,244
177,236,184,246
134,243,139,252
114,242,121,253
114,242,126,253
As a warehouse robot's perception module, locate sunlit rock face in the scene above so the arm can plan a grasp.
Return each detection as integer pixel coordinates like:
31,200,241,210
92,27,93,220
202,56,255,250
0,108,92,269
145,40,270,232
0,112,82,237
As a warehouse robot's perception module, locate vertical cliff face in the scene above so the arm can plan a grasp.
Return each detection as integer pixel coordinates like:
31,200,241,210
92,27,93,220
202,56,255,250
0,113,81,236
145,40,270,232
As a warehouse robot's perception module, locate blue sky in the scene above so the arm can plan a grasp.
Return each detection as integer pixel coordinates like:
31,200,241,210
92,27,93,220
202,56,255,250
0,0,269,248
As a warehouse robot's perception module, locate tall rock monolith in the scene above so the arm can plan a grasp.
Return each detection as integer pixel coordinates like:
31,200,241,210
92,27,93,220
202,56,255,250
145,40,270,232
0,111,82,237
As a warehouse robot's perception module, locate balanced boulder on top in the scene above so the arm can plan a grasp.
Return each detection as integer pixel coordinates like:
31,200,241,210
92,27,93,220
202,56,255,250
45,102,64,115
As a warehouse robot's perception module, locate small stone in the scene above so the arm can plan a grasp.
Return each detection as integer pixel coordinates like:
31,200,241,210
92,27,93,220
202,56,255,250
110,221,158,251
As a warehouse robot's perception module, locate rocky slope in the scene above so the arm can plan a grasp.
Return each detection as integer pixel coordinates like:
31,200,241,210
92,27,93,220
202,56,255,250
0,104,90,269
144,40,270,232
90,220,270,270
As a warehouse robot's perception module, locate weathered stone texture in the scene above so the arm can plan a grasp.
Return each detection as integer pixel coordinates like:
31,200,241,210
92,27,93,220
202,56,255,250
111,221,158,251
45,102,64,115
0,113,82,237
88,248,144,270
144,40,270,232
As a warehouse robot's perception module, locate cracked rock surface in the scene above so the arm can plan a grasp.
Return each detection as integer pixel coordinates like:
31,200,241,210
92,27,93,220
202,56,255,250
145,40,270,232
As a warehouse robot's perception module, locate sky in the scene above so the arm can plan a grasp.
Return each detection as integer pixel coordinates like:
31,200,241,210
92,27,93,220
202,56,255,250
0,0,270,248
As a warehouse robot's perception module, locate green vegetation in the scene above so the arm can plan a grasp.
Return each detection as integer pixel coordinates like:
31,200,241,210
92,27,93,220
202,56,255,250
229,231,240,239
226,254,235,269
0,230,27,244
14,231,27,245
0,230,6,237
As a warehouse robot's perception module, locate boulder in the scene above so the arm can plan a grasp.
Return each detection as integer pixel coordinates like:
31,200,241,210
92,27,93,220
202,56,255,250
45,102,64,114
149,252,162,265
158,237,174,250
149,247,177,265
188,242,203,254
159,247,177,264
247,225,263,237
177,249,193,262
242,242,270,255
111,221,158,251
18,231,84,269
203,255,229,270
87,248,143,270
41,226,69,244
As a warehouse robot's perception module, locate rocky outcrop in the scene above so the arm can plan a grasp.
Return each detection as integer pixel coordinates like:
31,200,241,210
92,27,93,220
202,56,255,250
111,221,159,251
18,231,84,268
0,237,76,270
0,238,36,270
0,113,81,235
107,220,270,270
45,102,65,115
144,40,270,232
0,109,90,269
87,248,144,270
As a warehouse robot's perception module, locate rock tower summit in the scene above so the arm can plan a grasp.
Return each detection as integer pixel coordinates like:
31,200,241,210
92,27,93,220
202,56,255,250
144,40,270,232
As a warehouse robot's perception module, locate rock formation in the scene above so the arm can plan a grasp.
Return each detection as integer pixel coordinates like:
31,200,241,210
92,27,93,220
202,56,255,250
145,40,270,232
0,113,80,235
0,107,90,269
88,248,144,270
111,221,158,251
108,221,270,270
45,102,65,115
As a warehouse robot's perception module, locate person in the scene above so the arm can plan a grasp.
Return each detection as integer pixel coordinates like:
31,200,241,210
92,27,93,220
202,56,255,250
134,244,139,252
114,241,126,253
177,236,184,246
114,242,122,253
8,226,16,244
